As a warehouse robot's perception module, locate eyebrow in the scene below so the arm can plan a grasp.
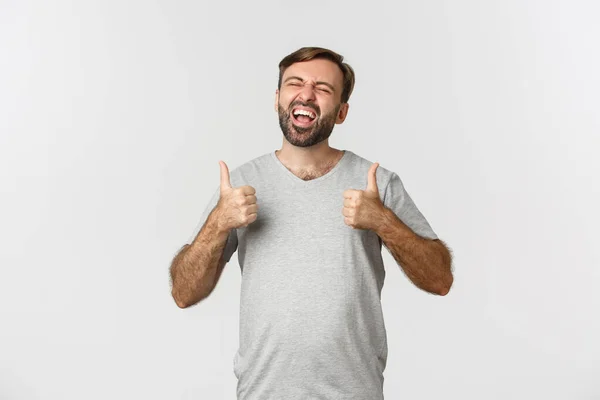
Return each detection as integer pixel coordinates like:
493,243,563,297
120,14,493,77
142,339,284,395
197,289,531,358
284,76,336,92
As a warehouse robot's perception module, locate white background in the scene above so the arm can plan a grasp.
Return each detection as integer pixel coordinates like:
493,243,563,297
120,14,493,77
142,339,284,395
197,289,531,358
1,1,599,399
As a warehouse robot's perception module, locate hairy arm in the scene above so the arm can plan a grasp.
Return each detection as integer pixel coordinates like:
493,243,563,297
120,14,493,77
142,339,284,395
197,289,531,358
376,207,453,295
169,207,231,308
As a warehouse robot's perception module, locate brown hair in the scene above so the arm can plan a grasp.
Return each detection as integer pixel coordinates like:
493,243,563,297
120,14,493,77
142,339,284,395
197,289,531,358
278,47,356,104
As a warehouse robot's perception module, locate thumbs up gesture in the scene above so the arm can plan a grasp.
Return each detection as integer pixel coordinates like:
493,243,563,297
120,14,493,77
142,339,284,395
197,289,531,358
342,162,385,230
215,161,258,230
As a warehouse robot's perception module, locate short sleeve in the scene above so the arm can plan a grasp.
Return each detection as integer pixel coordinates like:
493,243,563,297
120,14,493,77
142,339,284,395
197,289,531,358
382,173,438,240
187,185,238,263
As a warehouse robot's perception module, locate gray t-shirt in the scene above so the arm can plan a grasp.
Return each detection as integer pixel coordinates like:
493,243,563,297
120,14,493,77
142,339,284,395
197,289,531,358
188,149,438,400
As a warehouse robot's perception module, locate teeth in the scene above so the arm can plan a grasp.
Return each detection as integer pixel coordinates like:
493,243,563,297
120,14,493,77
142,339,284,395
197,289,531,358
293,109,316,119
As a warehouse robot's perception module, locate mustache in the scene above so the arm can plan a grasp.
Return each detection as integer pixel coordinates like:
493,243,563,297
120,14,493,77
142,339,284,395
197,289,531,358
289,101,320,116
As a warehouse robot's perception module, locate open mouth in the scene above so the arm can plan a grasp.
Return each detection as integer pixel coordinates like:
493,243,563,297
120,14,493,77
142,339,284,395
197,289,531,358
291,107,317,127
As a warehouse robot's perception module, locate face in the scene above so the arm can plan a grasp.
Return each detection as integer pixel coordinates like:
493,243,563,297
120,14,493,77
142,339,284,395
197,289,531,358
275,58,349,148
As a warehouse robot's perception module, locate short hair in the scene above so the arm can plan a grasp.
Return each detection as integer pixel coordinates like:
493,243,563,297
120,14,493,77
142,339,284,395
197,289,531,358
278,47,356,103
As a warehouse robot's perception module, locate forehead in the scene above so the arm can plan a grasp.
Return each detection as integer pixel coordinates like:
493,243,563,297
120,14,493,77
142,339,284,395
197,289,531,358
282,58,344,88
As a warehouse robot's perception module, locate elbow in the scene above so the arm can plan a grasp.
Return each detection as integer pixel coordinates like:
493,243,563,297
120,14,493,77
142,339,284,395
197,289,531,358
174,295,190,309
432,239,453,296
437,286,450,296
170,268,212,308
172,290,189,308
171,289,197,309
436,274,454,296
435,246,453,296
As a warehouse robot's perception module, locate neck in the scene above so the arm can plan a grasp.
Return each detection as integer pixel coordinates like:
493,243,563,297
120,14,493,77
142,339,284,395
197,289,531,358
276,140,342,169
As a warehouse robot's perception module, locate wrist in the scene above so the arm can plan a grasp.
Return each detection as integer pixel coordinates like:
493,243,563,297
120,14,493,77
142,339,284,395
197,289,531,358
209,205,232,237
376,207,416,240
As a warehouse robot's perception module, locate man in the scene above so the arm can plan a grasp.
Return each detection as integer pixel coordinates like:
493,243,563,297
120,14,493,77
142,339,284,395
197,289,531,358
169,47,453,400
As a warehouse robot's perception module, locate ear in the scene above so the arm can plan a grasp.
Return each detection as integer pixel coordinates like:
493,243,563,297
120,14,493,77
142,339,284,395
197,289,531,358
335,103,350,124
274,89,279,112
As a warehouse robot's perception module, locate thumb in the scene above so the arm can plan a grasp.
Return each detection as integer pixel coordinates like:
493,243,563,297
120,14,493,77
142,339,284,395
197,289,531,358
219,160,232,191
367,162,379,193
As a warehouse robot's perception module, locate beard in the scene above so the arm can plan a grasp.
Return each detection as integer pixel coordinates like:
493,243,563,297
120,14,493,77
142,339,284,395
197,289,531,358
278,101,340,148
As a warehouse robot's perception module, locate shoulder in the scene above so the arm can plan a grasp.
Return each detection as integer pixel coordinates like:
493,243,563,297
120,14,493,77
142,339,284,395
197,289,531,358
227,151,274,187
344,150,398,185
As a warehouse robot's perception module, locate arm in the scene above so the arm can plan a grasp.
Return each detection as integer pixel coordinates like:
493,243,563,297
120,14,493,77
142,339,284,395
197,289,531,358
170,160,256,309
376,207,453,296
169,207,231,308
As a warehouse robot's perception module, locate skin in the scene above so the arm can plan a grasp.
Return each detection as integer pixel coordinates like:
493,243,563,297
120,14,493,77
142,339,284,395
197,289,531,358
273,58,349,179
170,58,453,308
170,161,257,308
343,162,454,295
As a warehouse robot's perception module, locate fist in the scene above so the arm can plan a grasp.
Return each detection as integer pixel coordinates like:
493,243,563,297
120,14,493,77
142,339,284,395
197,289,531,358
215,160,258,230
342,162,385,230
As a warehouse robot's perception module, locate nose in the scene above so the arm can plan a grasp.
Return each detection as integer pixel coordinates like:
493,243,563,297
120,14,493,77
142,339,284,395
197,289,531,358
298,82,317,102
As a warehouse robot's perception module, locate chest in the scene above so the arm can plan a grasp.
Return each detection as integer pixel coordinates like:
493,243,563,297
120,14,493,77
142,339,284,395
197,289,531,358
236,186,380,264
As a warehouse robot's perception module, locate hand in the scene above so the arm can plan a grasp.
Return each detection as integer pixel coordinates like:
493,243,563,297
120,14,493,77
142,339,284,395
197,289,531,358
342,162,385,230
215,161,258,230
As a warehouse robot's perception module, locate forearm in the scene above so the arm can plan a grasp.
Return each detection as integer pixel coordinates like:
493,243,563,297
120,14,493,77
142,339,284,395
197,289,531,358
170,207,230,308
376,207,453,296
